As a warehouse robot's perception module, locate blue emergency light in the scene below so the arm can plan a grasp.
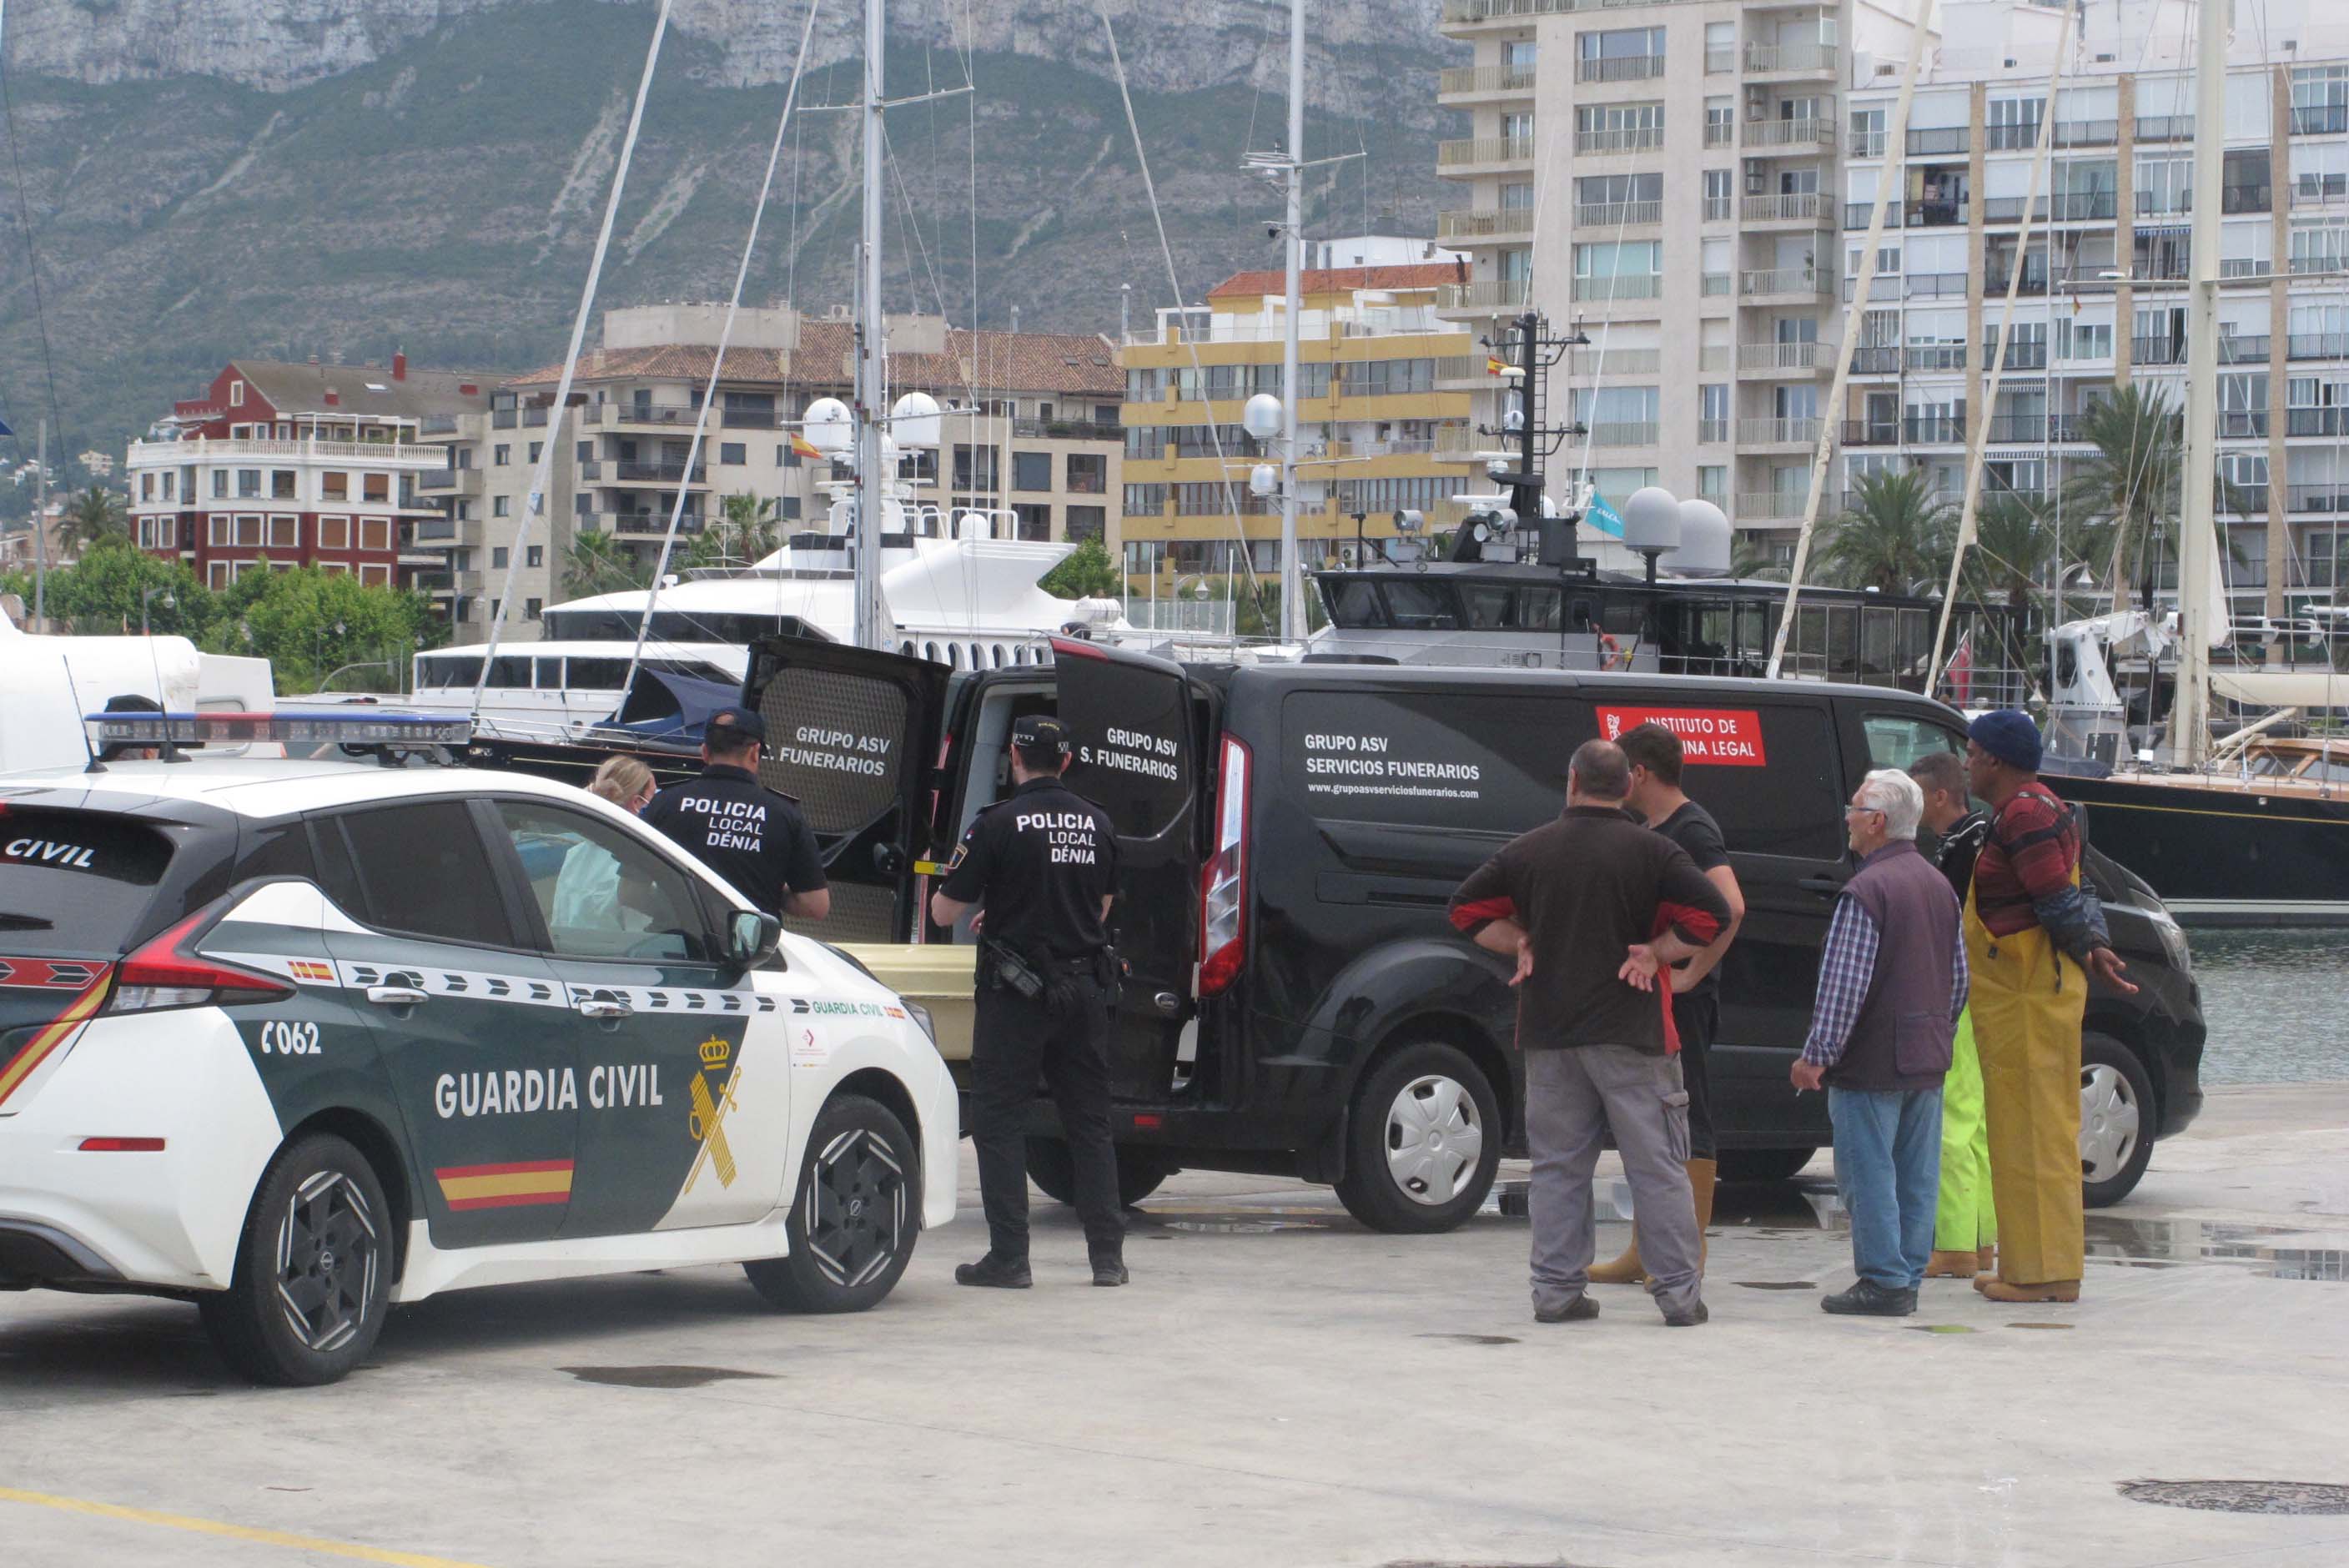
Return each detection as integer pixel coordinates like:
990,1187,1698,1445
83,711,476,752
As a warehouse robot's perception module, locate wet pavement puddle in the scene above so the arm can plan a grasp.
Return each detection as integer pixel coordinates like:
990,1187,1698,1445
2119,1480,2349,1515
1911,1324,1979,1334
1414,1334,1521,1346
2008,1322,2074,1330
1733,1280,1817,1290
561,1364,776,1390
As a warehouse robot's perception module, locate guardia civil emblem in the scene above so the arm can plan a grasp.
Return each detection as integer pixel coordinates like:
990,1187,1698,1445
684,1035,743,1192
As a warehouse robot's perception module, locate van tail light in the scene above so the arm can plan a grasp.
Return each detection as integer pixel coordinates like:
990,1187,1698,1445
1198,735,1252,998
105,906,292,1016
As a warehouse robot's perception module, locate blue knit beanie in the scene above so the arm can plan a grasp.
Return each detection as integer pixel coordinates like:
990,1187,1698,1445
1969,708,2043,772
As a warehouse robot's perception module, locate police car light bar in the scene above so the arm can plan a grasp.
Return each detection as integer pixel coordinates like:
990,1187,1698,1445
83,711,476,751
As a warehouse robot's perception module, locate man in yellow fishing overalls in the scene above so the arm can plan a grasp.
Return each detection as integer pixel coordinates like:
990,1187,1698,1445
1962,711,2136,1304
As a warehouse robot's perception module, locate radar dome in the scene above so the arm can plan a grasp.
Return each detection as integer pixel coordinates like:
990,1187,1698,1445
1622,486,1682,553
889,390,943,448
1669,498,1733,577
802,396,853,454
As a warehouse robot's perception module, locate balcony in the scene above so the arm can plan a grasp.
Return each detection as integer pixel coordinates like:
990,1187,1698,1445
2219,410,2271,439
1904,416,1965,445
1440,209,1538,242
2217,334,2271,365
1570,272,1663,303
1572,199,1661,229
412,517,457,542
417,467,482,495
1850,347,1901,374
2294,104,2349,135
1437,134,1534,170
1983,339,2050,370
1844,202,1902,230
1011,417,1123,440
1701,196,1733,222
2296,179,2349,209
1743,41,1838,76
2049,191,2119,221
1743,192,1824,224
2133,336,2189,366
1984,415,2054,444
1738,340,1824,373
2289,408,2349,438
611,460,709,485
2290,253,2349,277
2050,118,2120,148
414,570,455,594
2289,333,2349,360
1736,490,1808,520
1704,122,1734,149
2135,115,2195,143
1744,117,1831,151
1983,268,2050,297
1901,272,1971,299
2222,183,2273,214
491,409,519,430
1439,279,1531,312
1437,64,1536,99
1741,267,1831,299
1586,420,1661,447
1701,271,1733,297
2289,484,2349,513
125,435,449,467
1439,0,1711,26
1905,127,1971,155
1904,199,1969,228
1849,132,1886,158
521,406,551,428
420,415,461,438
1572,126,1664,155
1705,48,1735,74
593,400,701,428
1570,346,1662,374
1985,121,2044,151
1698,418,1731,444
1841,421,1899,447
1575,54,1665,83
1980,196,2050,224
1736,416,1821,447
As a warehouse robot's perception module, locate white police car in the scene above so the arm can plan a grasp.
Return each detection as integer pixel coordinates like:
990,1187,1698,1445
0,711,955,1385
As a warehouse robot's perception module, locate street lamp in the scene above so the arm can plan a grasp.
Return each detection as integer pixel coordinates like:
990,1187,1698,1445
139,586,174,636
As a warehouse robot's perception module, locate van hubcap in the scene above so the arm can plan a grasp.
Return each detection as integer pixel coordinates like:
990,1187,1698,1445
1386,1073,1484,1206
2079,1063,2141,1182
274,1169,379,1353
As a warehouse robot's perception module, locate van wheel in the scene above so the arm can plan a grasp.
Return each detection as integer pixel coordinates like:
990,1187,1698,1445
745,1094,917,1313
2080,1033,2155,1209
1717,1147,1818,1184
1024,1137,1174,1208
199,1133,390,1387
1335,1043,1501,1234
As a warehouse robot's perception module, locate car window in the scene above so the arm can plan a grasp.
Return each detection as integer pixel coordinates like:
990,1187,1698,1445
493,800,718,963
1861,712,1961,771
333,801,519,948
0,811,176,957
234,821,317,885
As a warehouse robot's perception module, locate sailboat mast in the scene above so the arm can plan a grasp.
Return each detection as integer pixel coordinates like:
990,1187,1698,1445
1278,0,1306,644
853,0,889,651
2169,0,2227,763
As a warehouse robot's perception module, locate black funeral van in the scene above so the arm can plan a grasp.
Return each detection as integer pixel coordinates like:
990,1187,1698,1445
745,637,2206,1231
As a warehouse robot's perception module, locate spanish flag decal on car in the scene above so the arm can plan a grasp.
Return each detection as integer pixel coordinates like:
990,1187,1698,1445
0,965,113,1109
434,1158,575,1211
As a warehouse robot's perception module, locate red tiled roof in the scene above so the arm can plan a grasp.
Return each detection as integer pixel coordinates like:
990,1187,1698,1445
505,324,1121,397
1206,261,1467,299
224,359,497,420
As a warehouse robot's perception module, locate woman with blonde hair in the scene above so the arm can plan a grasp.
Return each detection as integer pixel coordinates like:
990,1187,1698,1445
552,755,660,933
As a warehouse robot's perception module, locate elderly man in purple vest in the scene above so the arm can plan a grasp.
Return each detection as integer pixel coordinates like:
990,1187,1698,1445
1791,768,1970,1318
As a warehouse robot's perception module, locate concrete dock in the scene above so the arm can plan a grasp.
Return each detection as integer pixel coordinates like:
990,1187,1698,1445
3,1083,2346,1567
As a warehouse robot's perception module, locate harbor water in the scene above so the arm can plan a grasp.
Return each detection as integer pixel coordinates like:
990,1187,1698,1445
2187,928,2349,1085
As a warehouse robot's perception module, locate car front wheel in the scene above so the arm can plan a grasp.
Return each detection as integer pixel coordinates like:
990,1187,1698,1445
746,1093,918,1313
2080,1032,2155,1208
199,1132,392,1387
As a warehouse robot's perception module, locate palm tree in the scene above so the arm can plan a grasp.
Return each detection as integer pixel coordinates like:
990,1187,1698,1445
2060,384,2181,611
62,485,129,552
1819,469,1953,593
711,493,782,565
562,527,647,597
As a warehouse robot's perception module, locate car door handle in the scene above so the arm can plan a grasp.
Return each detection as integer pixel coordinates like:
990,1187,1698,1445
1798,875,1847,896
365,986,429,1008
577,998,634,1020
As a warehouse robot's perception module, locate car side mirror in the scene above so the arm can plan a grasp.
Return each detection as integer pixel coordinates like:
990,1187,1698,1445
728,909,783,967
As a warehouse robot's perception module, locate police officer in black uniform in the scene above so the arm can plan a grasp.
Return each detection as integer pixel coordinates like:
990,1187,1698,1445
641,706,830,922
929,715,1127,1289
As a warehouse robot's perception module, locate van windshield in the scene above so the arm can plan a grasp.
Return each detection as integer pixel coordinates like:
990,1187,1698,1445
0,810,176,957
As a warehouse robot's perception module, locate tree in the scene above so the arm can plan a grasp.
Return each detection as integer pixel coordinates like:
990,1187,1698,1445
1,538,209,635
711,493,782,565
2060,384,2182,611
61,485,129,552
1818,470,1953,594
1039,537,1123,600
563,527,649,597
204,562,445,692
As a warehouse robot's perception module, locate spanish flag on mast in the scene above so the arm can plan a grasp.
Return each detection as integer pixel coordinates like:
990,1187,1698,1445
789,430,824,461
1485,355,1508,376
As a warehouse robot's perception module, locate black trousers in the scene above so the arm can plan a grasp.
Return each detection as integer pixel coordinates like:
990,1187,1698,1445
1673,991,1721,1161
968,973,1124,1261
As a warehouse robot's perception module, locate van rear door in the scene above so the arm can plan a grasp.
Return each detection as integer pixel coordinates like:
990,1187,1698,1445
742,637,948,942
1049,637,1201,1103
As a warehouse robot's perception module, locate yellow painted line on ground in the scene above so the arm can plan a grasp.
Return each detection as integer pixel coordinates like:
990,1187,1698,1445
0,1486,495,1568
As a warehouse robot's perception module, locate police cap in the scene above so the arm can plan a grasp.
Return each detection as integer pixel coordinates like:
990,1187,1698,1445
707,706,767,746
1011,714,1072,756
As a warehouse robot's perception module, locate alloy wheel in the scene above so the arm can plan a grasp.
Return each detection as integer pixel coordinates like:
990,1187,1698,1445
804,1128,907,1288
273,1168,380,1353
1385,1073,1486,1206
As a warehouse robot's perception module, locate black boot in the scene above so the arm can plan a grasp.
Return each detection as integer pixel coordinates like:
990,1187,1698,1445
955,1254,1032,1289
1820,1279,1917,1317
1534,1294,1599,1324
1090,1251,1129,1287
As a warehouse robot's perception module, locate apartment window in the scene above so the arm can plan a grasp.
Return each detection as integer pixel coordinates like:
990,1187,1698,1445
1703,168,1733,221
1346,359,1438,396
1124,482,1168,515
528,441,544,463
493,444,511,465
718,442,746,465
1985,95,2044,151
358,519,390,551
1501,111,1535,142
1506,39,1536,71
322,471,348,500
1698,466,1727,501
211,470,228,500
2296,143,2349,203
494,495,511,518
1576,27,1662,82
953,444,1000,492
493,546,510,569
1013,503,1052,540
318,515,350,549
1066,505,1106,543
1067,452,1107,494
1500,180,1535,211
1573,102,1662,153
2291,221,2349,274
1705,98,1734,148
527,545,544,568
1849,106,1887,158
2293,65,2349,134
2136,155,2191,216
228,380,245,407
1704,21,1733,73
1587,467,1659,509
1012,450,1053,491
237,469,262,498
359,564,390,586
1698,384,1730,442
363,473,390,502
1125,366,1163,401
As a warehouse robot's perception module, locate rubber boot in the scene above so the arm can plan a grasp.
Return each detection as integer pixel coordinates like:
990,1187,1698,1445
1925,1249,1979,1279
1589,1158,1715,1284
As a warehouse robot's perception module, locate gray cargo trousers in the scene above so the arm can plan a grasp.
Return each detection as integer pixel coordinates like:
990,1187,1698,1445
1525,1043,1703,1319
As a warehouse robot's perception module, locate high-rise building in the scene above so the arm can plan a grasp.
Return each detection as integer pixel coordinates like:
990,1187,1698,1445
1842,0,2349,621
1436,0,1922,565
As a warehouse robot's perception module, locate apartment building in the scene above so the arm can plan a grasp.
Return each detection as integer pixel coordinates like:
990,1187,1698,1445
124,356,490,591
424,304,1124,641
1115,254,1486,585
1841,0,2349,620
1434,0,1919,559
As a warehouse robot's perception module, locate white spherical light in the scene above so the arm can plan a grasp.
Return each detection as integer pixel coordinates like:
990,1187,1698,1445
1241,392,1284,441
1622,485,1682,553
802,396,853,454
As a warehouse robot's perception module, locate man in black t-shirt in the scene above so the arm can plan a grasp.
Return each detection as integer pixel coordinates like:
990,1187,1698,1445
641,707,829,922
929,715,1126,1290
1594,721,1746,1285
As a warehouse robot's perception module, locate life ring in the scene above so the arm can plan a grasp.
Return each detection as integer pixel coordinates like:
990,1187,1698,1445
1597,631,1627,670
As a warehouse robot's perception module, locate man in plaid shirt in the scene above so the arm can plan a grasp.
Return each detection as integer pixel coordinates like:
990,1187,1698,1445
1792,768,1969,1316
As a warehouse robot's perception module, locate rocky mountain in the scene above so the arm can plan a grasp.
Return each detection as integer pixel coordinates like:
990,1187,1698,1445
0,0,1457,481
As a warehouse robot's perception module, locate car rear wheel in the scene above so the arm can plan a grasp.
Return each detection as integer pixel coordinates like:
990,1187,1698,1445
745,1093,917,1313
199,1133,391,1387
1334,1042,1501,1234
1024,1137,1174,1209
1717,1147,1818,1184
2080,1032,2155,1209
